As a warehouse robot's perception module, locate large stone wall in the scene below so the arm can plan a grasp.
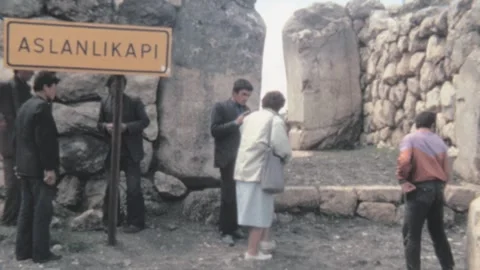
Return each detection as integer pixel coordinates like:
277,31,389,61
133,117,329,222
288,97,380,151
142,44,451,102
355,0,479,154
0,0,265,212
283,0,480,184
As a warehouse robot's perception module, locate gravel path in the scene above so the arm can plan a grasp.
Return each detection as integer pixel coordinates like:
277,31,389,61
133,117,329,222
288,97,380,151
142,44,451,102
0,205,466,270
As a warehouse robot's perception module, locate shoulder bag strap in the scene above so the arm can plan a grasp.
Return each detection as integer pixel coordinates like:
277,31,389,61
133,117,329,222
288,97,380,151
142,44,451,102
267,113,275,147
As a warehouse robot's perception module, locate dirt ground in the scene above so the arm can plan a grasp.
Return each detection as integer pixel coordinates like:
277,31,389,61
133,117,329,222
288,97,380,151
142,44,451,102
0,204,467,270
0,147,468,269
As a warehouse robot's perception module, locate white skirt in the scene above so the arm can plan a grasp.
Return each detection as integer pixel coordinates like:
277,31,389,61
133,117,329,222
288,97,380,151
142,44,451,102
236,181,274,228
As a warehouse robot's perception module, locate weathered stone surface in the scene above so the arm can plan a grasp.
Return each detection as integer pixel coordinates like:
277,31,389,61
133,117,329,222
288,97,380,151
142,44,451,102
182,189,220,224
56,175,81,208
55,73,107,103
444,185,480,212
46,0,114,23
59,136,108,176
318,187,358,216
53,102,100,135
467,197,480,270
83,175,106,210
141,140,153,174
275,186,320,212
0,0,44,17
453,49,480,184
283,3,362,150
154,171,188,199
409,52,426,76
355,185,402,203
408,28,428,53
372,100,396,128
419,62,436,92
396,54,412,78
357,202,397,223
70,209,103,231
118,0,177,27
346,0,385,20
389,82,407,108
425,35,446,64
425,86,441,111
382,63,398,85
157,0,264,179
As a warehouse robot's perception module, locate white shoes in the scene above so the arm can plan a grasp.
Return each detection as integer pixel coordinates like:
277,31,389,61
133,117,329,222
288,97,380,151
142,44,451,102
244,251,272,261
260,240,276,252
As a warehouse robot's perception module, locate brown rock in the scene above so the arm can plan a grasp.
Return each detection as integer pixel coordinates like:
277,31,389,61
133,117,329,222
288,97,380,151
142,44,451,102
355,185,402,203
357,202,397,224
318,186,358,216
275,186,320,211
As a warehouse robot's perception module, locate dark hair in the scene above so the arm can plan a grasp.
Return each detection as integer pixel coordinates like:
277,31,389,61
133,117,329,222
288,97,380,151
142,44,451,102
33,71,60,92
415,111,436,129
262,91,285,112
106,75,127,88
232,79,253,93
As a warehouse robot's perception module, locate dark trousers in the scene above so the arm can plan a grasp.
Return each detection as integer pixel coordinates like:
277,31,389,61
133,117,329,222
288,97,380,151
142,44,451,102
403,180,455,270
15,177,55,261
102,156,145,228
219,161,238,235
1,156,21,225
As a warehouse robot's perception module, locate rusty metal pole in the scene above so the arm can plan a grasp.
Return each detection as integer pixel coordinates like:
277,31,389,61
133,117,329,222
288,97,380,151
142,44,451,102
108,75,124,246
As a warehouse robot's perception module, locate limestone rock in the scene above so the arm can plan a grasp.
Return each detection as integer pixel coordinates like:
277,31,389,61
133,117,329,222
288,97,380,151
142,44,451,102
70,209,103,231
389,82,407,108
83,176,106,210
391,128,405,147
372,100,396,128
154,171,188,199
408,28,428,53
419,62,436,92
407,78,421,97
55,73,107,103
453,49,480,184
118,0,177,27
56,175,81,208
53,102,100,135
382,63,398,85
379,127,391,141
396,54,413,78
182,189,220,224
467,197,480,269
418,9,448,38
409,52,426,76
398,36,409,52
425,86,441,111
46,0,114,23
415,100,426,114
0,0,44,17
141,140,153,174
59,135,108,176
442,122,456,144
318,187,358,216
426,35,446,64
395,109,406,126
440,81,456,120
157,0,264,179
357,202,397,224
283,3,362,150
355,185,402,203
444,185,480,212
275,186,320,212
346,0,385,20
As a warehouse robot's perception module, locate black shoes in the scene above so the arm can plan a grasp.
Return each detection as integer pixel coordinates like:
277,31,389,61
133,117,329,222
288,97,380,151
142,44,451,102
122,225,144,234
32,253,62,264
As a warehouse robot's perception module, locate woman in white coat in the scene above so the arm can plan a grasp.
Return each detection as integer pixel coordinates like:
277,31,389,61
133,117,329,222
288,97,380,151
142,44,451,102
234,91,292,261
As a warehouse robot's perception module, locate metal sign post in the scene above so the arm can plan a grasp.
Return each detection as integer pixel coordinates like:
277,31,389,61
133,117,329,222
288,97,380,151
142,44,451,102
107,75,124,246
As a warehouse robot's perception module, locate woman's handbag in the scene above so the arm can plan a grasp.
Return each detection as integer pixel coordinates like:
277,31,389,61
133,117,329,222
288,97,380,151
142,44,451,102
260,115,285,194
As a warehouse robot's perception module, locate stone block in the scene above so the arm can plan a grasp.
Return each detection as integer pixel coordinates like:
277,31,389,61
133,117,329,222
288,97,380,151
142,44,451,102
355,185,402,203
467,197,480,270
357,202,397,224
275,186,320,212
444,185,480,212
318,186,358,216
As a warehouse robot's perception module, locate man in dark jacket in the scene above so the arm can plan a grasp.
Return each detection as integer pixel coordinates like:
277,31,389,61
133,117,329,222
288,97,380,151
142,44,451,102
210,79,253,246
14,71,61,263
0,70,34,226
98,75,150,234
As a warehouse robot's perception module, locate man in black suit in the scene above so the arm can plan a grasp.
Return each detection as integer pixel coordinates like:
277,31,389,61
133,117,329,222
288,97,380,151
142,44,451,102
0,70,34,226
210,79,253,245
14,71,61,263
98,75,150,234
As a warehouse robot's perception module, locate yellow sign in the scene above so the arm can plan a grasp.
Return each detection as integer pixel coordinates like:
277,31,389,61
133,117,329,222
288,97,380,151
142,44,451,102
3,18,172,76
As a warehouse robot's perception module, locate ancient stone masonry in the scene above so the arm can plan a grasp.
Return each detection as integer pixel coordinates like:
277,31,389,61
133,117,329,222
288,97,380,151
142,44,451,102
0,0,266,221
349,0,479,155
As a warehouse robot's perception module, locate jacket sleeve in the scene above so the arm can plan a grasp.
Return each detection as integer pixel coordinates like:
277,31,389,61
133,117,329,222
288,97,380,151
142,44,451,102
270,116,292,164
210,102,238,139
125,98,150,134
396,136,413,183
34,104,59,171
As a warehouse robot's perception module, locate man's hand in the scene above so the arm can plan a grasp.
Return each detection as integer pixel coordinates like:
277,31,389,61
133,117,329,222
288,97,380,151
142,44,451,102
401,182,416,193
235,110,251,125
105,123,127,133
43,170,56,186
121,123,127,133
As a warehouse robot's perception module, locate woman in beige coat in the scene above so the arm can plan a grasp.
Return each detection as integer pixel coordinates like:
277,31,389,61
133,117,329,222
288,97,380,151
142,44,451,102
234,91,292,261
